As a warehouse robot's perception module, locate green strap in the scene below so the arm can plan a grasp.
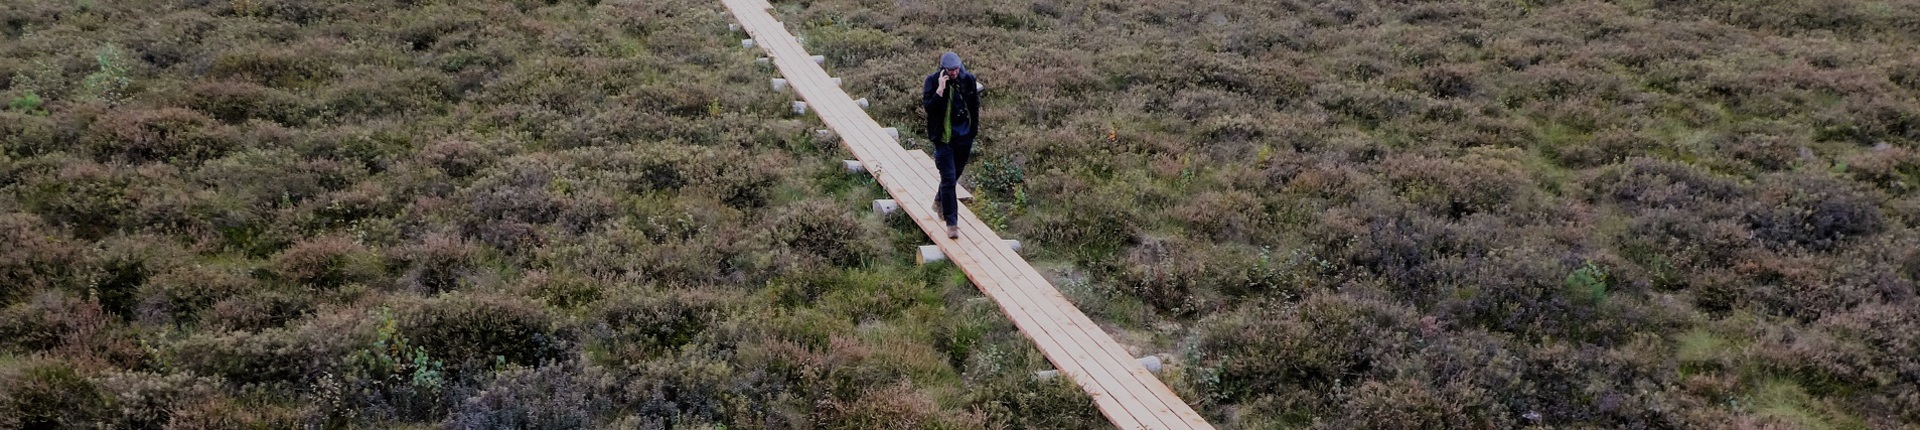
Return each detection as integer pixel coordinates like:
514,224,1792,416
943,87,954,143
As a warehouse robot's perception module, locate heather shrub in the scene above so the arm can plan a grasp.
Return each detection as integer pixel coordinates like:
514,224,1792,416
203,290,313,332
416,138,494,179
395,233,482,294
95,370,225,429
815,382,977,430
0,359,109,429
445,362,612,430
396,293,572,376
168,328,318,385
1379,149,1538,219
590,287,740,360
22,161,135,240
1590,157,1747,213
763,200,883,268
81,107,237,164
1743,172,1886,251
184,80,303,125
0,112,63,157
85,237,198,322
962,372,1104,429
323,67,456,118
272,235,381,290
136,263,255,326
0,213,85,305
1188,292,1420,403
208,45,335,89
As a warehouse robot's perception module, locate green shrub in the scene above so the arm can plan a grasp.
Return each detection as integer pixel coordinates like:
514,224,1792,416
23,161,134,240
137,263,256,326
95,370,225,429
209,46,334,88
169,328,314,385
591,287,738,360
444,362,611,430
397,293,572,376
764,200,882,268
0,359,109,429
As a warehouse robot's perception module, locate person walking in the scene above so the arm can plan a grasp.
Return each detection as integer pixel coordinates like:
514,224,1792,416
923,51,980,239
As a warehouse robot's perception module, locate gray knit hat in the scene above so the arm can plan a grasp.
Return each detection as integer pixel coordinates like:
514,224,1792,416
939,51,963,71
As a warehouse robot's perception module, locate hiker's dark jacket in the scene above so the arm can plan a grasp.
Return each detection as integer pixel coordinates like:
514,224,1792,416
922,71,980,144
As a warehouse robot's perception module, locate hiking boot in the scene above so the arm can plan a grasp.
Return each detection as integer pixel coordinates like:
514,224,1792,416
947,225,959,239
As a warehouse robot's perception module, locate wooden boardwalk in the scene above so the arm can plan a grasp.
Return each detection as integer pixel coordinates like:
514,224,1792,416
720,1,1215,429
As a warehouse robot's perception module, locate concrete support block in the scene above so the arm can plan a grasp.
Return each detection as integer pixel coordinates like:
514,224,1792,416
770,78,787,91
741,39,756,49
842,160,865,173
791,101,808,115
872,199,899,215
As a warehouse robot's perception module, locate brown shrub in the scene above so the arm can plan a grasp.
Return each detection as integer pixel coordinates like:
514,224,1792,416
83,107,236,164
208,46,334,88
272,235,381,290
396,233,481,294
184,80,303,125
0,213,85,305
137,263,256,326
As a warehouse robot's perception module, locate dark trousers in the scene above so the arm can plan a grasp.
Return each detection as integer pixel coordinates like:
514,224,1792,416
933,134,974,227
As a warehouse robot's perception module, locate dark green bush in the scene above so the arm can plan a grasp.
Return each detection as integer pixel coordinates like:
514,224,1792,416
208,46,335,88
591,287,739,360
1743,173,1886,251
169,328,315,385
397,293,572,375
444,362,611,430
0,360,109,429
23,161,135,240
764,200,882,268
1189,292,1419,403
137,263,256,325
